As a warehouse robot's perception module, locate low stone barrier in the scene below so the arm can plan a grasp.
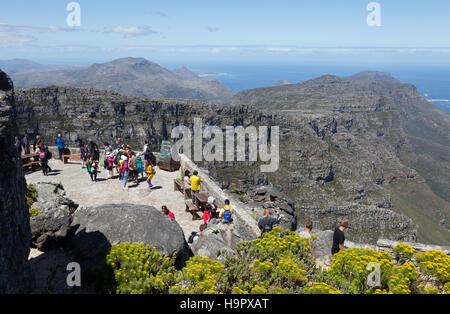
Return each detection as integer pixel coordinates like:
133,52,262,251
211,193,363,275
179,154,261,239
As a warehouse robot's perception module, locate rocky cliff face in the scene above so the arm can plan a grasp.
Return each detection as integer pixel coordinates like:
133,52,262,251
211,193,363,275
0,70,33,293
13,74,448,245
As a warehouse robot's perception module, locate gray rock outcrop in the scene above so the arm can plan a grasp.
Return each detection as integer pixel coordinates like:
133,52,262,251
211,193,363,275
71,204,191,273
247,186,297,231
0,70,33,293
30,182,78,251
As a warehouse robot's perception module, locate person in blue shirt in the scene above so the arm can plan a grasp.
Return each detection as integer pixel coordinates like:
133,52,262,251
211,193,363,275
55,133,65,161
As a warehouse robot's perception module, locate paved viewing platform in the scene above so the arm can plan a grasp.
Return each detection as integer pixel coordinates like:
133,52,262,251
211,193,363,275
25,158,204,241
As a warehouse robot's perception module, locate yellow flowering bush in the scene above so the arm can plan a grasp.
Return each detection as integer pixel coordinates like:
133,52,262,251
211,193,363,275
444,282,450,294
218,227,314,294
91,232,450,295
329,248,394,293
392,243,415,264
101,242,177,294
169,255,223,294
416,250,450,283
303,283,342,294
26,184,38,208
29,207,40,217
417,284,440,294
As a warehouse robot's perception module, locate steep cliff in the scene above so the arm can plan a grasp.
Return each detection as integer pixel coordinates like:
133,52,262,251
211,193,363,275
0,70,33,293
231,74,450,245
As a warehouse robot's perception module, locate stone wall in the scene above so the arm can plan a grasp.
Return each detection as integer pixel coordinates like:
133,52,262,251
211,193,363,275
0,70,33,293
179,154,261,240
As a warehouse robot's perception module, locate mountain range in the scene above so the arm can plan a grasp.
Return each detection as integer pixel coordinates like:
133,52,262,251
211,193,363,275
8,58,235,104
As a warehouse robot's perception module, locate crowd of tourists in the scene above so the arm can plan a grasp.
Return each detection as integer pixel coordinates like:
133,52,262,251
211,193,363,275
15,132,350,258
76,137,157,190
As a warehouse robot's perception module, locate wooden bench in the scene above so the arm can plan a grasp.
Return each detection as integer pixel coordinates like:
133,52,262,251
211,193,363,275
185,200,202,221
23,161,41,173
174,178,191,199
62,155,81,164
23,161,41,168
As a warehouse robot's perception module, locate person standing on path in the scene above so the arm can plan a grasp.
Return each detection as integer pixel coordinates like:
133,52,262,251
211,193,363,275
136,153,144,179
88,138,100,161
22,134,30,154
298,221,315,258
258,209,281,237
14,135,22,156
146,162,154,189
120,155,129,190
106,154,115,179
38,147,49,176
331,219,349,256
55,133,65,161
190,170,203,206
87,155,98,182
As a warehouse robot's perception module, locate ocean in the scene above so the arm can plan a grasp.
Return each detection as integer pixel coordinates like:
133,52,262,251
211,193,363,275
164,62,450,113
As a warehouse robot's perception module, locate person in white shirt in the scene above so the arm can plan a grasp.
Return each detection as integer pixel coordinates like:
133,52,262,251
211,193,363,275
298,221,314,258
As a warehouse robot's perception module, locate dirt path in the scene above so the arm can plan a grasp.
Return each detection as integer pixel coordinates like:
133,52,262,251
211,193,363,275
26,159,203,240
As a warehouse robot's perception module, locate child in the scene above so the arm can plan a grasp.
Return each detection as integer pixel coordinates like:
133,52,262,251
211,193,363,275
136,153,144,179
106,154,115,179
219,199,233,223
203,205,212,225
87,155,98,182
161,205,175,219
38,148,48,176
146,162,155,190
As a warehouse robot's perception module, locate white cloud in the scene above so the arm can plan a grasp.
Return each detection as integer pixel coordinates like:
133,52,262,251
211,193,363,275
267,47,293,52
0,23,75,33
0,32,36,46
109,26,157,38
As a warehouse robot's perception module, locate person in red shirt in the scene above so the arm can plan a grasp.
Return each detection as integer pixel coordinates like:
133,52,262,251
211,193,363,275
203,205,212,225
161,205,175,219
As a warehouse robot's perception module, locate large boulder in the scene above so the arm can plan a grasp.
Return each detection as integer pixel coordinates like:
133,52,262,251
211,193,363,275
30,183,78,251
296,229,334,263
190,231,233,263
71,204,191,273
0,70,34,293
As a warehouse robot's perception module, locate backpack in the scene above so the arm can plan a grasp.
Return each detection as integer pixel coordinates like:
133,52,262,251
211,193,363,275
223,209,233,223
188,232,197,244
39,152,47,161
114,154,121,165
260,222,273,238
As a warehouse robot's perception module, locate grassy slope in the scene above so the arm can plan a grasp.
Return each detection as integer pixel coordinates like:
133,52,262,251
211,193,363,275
390,181,450,245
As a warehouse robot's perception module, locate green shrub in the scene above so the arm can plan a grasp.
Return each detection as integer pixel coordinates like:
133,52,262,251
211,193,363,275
392,243,415,264
99,242,177,294
25,184,38,208
29,208,40,217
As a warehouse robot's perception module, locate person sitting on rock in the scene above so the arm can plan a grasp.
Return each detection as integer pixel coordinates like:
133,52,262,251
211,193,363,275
219,199,233,223
188,224,207,246
258,209,281,238
161,205,175,219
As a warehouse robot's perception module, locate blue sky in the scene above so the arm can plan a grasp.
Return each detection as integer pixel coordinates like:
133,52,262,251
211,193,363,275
1,0,450,64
